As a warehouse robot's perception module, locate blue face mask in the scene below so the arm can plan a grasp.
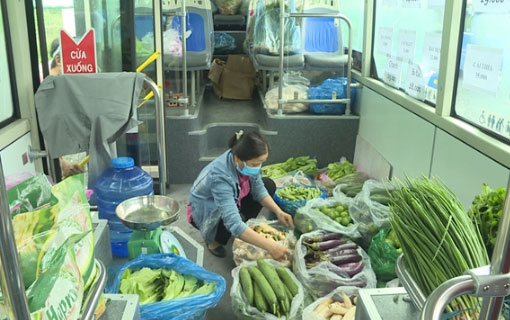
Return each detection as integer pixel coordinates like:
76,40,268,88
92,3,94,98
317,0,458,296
237,161,261,176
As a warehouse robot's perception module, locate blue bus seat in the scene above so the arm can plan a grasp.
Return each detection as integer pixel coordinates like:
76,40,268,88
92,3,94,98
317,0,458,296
164,0,214,71
249,0,304,71
302,1,348,71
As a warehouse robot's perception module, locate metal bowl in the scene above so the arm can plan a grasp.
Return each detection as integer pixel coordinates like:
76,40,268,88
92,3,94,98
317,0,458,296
115,195,180,231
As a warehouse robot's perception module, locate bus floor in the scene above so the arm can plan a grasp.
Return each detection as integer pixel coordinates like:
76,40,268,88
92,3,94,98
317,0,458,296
168,184,271,319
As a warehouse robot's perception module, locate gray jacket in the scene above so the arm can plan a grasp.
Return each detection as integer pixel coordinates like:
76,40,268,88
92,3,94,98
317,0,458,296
189,150,269,244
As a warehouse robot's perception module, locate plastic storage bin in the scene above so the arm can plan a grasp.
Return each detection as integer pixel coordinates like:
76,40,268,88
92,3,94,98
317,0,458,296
95,157,153,257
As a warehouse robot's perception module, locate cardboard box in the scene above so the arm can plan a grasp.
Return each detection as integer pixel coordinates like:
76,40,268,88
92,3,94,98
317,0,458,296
208,55,257,100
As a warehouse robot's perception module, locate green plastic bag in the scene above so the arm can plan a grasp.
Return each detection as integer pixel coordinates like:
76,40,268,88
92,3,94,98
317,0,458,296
367,228,400,282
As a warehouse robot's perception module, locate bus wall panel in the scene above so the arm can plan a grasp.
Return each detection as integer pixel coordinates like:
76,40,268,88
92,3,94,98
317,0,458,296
357,87,435,179
430,129,510,209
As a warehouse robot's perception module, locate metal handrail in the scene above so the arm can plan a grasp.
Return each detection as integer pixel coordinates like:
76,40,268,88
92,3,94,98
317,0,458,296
0,157,31,319
277,9,353,116
419,276,475,320
81,260,107,320
180,0,189,115
144,76,167,195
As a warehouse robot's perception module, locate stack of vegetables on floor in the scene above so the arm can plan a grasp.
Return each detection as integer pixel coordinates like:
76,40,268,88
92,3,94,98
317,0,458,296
233,220,296,267
389,177,490,318
311,291,357,320
239,259,299,318
119,268,217,304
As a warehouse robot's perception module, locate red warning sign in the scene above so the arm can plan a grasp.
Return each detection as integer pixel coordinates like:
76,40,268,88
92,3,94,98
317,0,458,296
60,29,97,74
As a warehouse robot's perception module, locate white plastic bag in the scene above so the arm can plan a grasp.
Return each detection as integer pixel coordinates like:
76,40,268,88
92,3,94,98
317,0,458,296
163,28,183,56
214,0,242,15
233,218,296,268
349,180,394,247
231,260,305,320
265,85,308,114
273,171,313,188
293,230,377,299
294,196,361,239
302,286,359,320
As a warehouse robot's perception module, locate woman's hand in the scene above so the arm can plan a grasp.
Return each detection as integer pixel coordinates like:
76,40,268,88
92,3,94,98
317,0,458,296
269,242,290,260
60,159,85,178
276,210,295,228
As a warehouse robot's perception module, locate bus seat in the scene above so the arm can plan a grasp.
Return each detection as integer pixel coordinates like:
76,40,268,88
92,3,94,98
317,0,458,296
250,0,304,71
164,2,214,71
302,1,348,71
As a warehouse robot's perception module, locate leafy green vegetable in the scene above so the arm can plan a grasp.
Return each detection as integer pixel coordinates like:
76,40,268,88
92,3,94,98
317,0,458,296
262,156,318,179
119,268,216,304
468,184,506,257
389,176,489,317
326,161,356,182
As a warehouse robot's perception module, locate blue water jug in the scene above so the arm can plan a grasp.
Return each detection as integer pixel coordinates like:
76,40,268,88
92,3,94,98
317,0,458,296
95,157,153,257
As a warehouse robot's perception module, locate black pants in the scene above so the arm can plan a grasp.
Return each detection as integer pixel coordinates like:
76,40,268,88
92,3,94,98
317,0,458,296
214,177,276,245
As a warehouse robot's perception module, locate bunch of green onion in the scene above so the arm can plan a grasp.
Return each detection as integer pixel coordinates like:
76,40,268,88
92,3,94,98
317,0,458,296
389,177,489,318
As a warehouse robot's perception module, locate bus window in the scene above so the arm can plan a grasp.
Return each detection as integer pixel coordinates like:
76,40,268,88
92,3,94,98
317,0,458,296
453,1,510,143
0,1,18,126
36,0,123,77
339,0,364,70
371,0,445,105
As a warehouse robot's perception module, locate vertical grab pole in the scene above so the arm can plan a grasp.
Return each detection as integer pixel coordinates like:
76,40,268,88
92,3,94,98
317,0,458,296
277,0,286,116
345,16,353,116
144,76,167,195
0,158,31,319
181,0,189,116
479,175,510,320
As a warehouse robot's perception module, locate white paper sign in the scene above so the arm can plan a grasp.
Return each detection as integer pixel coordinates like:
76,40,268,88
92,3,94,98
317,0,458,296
423,32,442,71
463,45,503,93
473,0,510,14
402,0,421,8
383,0,398,6
378,27,393,56
406,63,426,100
397,29,416,62
384,57,402,88
428,0,445,7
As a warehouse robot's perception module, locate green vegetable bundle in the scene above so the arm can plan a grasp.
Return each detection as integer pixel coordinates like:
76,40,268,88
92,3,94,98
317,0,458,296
276,186,323,201
262,156,318,179
326,161,356,182
389,177,489,317
119,268,216,304
468,184,506,257
239,260,299,318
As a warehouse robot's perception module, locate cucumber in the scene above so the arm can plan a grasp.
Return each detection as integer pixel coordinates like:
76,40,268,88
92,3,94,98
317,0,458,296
239,267,254,306
248,266,277,314
276,266,299,297
256,259,289,312
253,282,267,313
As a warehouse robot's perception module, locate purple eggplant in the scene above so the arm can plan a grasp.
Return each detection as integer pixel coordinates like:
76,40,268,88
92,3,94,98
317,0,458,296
320,249,357,259
328,253,362,266
304,239,346,251
303,232,345,244
335,261,364,277
325,242,358,255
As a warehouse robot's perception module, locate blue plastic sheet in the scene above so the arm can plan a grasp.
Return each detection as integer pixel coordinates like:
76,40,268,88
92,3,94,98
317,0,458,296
106,253,226,320
273,186,327,216
308,77,357,115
